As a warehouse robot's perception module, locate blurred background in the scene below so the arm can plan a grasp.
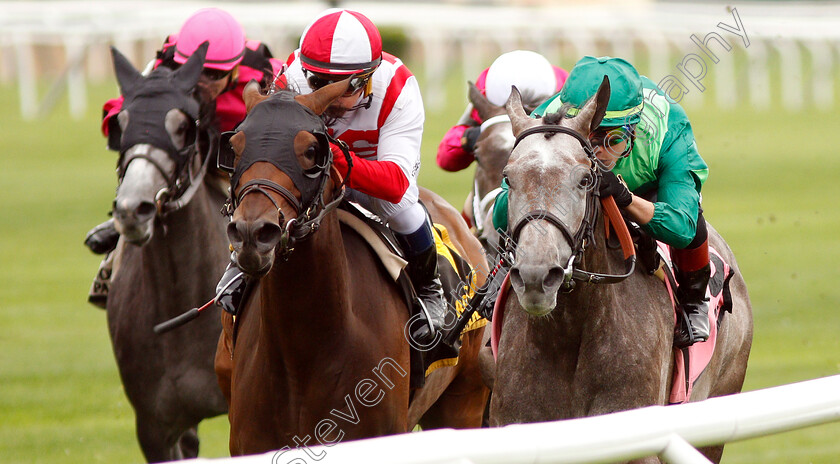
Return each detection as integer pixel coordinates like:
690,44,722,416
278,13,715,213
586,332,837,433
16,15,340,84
2,1,839,463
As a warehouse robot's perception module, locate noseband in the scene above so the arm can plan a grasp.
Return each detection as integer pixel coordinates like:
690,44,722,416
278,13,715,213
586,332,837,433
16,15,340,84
118,122,213,217
508,124,635,292
224,136,353,259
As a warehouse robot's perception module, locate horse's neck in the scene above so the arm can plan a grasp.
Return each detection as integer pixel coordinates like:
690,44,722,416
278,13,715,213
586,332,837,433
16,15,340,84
143,182,225,276
538,210,620,340
258,212,350,335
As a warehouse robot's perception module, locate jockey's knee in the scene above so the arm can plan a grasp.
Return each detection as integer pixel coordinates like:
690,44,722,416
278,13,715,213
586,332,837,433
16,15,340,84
386,202,427,234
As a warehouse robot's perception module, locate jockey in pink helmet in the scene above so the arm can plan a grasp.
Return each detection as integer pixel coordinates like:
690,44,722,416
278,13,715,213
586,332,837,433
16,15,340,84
86,8,284,307
437,50,569,172
173,7,246,71
99,8,282,138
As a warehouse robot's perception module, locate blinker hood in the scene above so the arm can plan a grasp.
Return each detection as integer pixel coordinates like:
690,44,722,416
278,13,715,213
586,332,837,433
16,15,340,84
228,91,331,208
117,69,200,159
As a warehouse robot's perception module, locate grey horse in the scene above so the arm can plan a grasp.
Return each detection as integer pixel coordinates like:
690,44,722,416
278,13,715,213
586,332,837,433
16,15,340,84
489,84,753,463
105,45,229,462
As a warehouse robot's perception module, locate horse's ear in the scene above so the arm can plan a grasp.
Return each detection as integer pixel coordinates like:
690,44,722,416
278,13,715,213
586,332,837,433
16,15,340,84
111,46,143,98
295,79,351,115
576,76,611,135
505,86,537,137
243,80,268,113
469,81,502,121
174,41,208,92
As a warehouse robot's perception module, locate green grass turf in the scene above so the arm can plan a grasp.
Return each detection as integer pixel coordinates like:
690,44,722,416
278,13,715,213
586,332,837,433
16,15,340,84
1,72,839,463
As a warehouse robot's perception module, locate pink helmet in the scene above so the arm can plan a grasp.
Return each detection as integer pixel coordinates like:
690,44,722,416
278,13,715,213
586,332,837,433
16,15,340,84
299,9,382,76
174,8,246,71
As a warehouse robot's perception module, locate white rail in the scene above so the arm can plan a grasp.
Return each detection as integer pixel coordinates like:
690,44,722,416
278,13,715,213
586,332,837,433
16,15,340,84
3,1,840,118
180,375,840,464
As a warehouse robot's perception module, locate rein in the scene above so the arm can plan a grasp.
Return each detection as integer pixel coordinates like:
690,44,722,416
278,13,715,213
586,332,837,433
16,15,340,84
508,124,636,292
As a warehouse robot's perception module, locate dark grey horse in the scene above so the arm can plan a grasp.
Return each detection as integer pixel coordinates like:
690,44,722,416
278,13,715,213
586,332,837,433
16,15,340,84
489,85,753,463
105,45,228,462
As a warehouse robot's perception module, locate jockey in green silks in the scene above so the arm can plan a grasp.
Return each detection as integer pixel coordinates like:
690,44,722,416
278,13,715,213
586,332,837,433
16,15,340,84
492,56,711,348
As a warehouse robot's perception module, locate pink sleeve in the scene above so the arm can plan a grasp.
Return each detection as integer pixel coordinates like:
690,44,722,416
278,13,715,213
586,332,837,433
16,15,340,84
101,96,125,136
436,125,475,172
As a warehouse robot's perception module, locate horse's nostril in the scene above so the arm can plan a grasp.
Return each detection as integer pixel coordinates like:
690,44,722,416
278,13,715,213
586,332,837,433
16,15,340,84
509,267,524,290
227,222,244,248
136,202,156,220
255,222,282,249
543,267,565,290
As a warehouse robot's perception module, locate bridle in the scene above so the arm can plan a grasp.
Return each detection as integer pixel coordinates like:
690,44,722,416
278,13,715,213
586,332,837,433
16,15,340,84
117,116,214,217
472,114,510,235
507,124,636,292
223,136,353,259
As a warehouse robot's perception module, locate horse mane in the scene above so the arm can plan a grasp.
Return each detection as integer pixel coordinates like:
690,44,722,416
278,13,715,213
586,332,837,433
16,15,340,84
542,102,575,125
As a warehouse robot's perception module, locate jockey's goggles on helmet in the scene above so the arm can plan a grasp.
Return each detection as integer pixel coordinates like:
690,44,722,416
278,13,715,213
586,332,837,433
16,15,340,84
590,124,636,158
200,67,234,82
303,69,374,97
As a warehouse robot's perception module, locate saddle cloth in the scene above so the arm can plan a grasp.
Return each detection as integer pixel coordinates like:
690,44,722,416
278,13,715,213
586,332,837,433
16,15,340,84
337,203,487,383
489,242,734,405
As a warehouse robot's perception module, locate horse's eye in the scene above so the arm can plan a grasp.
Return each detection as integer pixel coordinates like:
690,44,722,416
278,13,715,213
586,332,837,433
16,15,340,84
579,173,594,189
305,146,317,160
503,173,512,189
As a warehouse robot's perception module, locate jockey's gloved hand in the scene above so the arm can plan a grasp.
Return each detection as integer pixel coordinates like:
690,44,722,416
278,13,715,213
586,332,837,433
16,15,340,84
599,170,633,208
461,126,481,153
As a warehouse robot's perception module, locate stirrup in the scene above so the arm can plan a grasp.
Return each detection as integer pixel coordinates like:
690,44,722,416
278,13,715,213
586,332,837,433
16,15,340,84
214,269,246,316
84,219,119,255
673,308,710,349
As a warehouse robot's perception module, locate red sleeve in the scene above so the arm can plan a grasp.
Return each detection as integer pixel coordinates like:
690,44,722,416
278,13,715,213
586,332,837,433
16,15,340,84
101,96,125,136
331,143,409,204
436,125,475,172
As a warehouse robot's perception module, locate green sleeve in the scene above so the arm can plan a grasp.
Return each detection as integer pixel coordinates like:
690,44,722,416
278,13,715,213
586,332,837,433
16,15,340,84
641,128,704,249
492,178,510,233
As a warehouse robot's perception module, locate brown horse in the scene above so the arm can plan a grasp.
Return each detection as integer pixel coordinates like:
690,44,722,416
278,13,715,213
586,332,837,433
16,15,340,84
105,45,228,462
489,84,753,463
215,79,489,455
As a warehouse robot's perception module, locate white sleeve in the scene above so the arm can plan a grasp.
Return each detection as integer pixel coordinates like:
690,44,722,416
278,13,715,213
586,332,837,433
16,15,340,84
375,76,425,183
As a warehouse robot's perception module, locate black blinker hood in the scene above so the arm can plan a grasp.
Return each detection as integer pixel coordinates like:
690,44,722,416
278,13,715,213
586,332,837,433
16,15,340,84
118,68,200,160
230,91,331,207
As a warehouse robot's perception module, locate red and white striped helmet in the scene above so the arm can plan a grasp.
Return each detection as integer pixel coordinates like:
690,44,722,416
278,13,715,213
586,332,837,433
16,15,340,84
299,9,382,76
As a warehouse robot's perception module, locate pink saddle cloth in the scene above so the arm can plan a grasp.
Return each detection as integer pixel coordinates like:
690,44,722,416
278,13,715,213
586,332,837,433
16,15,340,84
490,243,733,405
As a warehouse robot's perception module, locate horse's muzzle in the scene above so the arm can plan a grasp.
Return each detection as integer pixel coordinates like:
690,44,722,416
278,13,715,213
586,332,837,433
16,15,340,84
509,263,565,316
113,198,156,245
227,219,283,275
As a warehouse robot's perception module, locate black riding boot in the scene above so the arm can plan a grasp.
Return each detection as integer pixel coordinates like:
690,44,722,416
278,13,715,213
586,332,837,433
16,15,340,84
214,256,250,316
396,221,447,345
84,218,120,255
673,264,711,348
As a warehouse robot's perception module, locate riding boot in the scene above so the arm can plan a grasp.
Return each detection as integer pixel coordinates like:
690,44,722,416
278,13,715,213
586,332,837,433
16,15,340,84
84,218,120,255
672,239,711,348
395,220,448,346
214,255,250,316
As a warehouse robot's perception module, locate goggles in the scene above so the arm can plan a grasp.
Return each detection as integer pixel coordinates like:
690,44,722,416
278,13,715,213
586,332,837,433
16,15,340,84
303,69,373,97
590,124,635,158
200,67,233,82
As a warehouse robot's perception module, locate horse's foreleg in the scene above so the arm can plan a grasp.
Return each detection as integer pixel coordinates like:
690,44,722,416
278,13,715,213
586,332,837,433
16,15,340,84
214,312,234,405
178,427,200,459
136,415,181,463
